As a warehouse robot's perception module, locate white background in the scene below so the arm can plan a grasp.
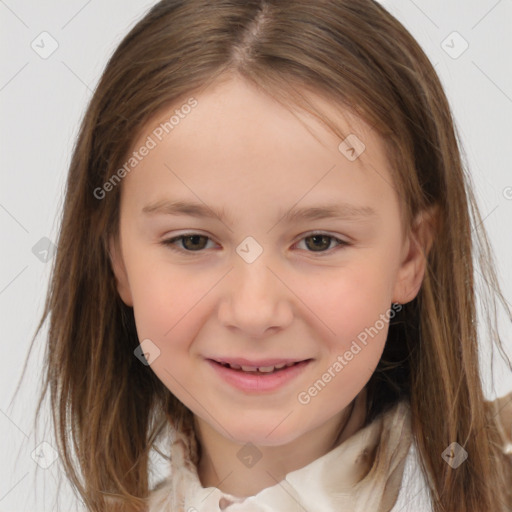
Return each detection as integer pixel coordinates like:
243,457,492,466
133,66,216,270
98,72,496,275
1,1,511,510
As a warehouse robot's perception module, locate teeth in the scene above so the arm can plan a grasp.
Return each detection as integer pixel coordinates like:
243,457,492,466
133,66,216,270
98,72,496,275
256,366,275,373
240,365,263,372
224,362,298,372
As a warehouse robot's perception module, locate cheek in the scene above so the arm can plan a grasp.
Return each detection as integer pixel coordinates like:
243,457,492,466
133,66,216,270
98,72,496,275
128,267,173,337
301,261,397,343
129,272,192,338
128,267,206,393
297,268,393,411
126,255,217,351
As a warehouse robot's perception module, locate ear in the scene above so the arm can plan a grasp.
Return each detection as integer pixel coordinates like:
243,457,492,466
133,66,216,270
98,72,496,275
108,235,134,307
392,205,438,305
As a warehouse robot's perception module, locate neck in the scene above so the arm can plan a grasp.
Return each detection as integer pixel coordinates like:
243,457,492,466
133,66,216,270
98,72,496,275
194,388,368,498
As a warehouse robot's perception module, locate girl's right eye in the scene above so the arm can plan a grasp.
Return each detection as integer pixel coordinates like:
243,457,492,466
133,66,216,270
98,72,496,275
162,234,215,253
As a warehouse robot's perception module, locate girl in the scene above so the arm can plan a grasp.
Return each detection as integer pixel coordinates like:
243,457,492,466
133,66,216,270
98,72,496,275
25,0,512,511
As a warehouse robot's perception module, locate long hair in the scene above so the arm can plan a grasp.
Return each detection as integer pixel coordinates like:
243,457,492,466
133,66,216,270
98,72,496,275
16,0,512,510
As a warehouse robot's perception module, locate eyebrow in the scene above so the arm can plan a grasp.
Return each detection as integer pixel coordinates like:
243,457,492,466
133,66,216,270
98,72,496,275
142,199,377,224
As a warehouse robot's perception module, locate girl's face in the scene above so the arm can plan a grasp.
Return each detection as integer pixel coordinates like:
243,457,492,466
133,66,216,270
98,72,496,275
110,75,428,447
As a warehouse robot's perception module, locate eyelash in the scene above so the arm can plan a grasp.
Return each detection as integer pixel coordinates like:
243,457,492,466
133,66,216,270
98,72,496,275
161,232,350,256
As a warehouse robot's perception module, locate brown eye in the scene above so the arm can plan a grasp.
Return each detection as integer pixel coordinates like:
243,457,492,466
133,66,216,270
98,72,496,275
304,234,332,252
297,233,348,254
162,234,213,252
181,235,209,251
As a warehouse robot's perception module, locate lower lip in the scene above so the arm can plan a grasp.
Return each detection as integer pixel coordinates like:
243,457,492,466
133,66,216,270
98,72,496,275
206,359,311,393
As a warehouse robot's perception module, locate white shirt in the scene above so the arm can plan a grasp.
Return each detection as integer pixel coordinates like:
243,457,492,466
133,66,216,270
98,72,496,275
147,391,512,511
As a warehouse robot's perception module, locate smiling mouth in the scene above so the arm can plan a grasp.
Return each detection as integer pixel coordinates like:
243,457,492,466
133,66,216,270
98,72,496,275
209,359,311,374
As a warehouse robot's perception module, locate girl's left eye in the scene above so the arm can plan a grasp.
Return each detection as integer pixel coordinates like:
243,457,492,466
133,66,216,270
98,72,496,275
294,233,349,253
161,232,349,255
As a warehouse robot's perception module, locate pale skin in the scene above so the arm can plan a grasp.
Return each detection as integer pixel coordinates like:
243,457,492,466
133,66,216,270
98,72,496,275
109,74,436,498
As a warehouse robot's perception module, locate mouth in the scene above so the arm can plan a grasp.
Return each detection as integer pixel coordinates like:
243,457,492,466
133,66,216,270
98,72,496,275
207,357,312,392
208,357,312,373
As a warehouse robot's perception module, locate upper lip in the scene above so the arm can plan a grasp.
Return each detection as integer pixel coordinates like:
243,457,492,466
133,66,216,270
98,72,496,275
208,357,310,367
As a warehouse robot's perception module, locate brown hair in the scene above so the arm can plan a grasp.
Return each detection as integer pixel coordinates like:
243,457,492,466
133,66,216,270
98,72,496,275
16,0,512,510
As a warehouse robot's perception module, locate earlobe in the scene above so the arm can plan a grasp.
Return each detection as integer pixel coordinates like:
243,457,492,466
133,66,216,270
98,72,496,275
108,235,134,307
392,205,439,305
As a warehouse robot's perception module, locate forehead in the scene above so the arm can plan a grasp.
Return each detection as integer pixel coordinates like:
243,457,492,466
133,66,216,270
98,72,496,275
120,75,398,220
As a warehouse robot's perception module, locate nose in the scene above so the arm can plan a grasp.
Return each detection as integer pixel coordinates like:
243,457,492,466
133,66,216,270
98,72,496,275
217,253,293,338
